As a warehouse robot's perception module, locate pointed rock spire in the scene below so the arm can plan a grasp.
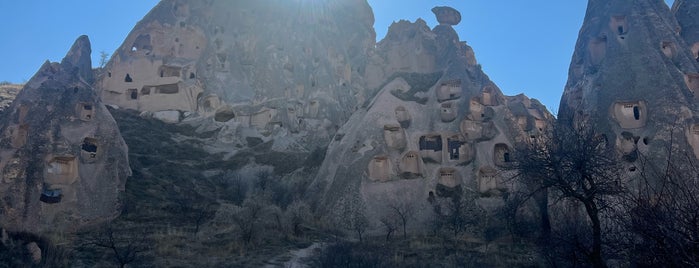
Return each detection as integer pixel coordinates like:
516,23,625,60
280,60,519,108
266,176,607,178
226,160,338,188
559,0,699,167
672,0,699,61
60,35,94,84
0,35,129,233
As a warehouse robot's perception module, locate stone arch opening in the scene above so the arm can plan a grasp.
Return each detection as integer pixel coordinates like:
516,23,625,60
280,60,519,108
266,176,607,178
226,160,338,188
447,135,462,160
437,167,461,189
81,137,99,161
45,156,78,185
437,79,462,102
131,34,152,53
469,98,485,121
127,89,138,100
9,124,28,149
684,73,699,95
611,101,647,129
214,108,236,122
125,74,133,83
460,119,482,140
494,143,511,167
616,131,637,155
40,187,62,204
661,41,676,58
368,155,393,182
478,166,498,194
154,83,180,94
307,100,320,118
400,151,423,177
440,102,457,122
588,36,607,65
159,65,182,78
419,134,443,163
610,15,627,36
77,102,94,121
692,42,699,62
481,86,498,106
383,124,406,150
395,106,411,128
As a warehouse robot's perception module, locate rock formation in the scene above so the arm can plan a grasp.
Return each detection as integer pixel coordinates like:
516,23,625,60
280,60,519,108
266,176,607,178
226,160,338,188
0,36,130,233
310,8,553,227
98,0,376,150
558,0,699,175
673,0,699,62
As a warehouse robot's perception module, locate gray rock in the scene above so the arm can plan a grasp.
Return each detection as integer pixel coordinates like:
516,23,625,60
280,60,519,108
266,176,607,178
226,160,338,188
0,36,130,233
310,7,553,228
558,0,699,177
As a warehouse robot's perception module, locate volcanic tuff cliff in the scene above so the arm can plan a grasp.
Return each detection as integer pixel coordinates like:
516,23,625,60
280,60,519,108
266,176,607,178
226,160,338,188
98,0,376,151
310,7,553,227
558,0,699,175
673,0,699,61
1,1,554,237
0,36,130,233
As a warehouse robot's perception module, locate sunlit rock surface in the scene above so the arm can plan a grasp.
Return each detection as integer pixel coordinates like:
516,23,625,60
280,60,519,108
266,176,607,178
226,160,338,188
98,0,377,151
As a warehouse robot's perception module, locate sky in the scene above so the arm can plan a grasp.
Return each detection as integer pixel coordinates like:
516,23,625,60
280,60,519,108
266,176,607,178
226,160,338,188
0,0,676,114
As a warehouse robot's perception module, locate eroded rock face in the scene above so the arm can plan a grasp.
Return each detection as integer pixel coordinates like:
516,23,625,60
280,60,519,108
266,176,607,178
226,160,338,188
558,0,699,173
673,0,699,62
0,36,130,233
98,0,376,150
310,7,553,227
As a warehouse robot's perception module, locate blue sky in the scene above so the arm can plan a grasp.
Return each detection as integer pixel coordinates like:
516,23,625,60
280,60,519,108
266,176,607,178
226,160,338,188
0,1,676,114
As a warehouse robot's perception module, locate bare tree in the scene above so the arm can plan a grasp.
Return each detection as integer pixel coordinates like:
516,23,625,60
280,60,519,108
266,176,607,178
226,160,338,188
387,201,415,239
86,224,148,268
379,215,399,241
620,142,699,266
285,200,312,237
232,196,270,245
98,51,109,68
429,189,484,239
514,123,624,268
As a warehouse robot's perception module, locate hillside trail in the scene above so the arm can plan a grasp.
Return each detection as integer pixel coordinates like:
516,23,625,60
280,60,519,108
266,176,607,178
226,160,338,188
263,242,323,268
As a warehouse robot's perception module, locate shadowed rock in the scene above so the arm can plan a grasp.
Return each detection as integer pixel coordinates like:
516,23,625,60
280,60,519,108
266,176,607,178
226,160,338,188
0,36,130,233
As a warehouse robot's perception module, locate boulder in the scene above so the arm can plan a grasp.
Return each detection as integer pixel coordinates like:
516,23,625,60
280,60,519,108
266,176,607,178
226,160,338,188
26,242,41,264
432,6,461,26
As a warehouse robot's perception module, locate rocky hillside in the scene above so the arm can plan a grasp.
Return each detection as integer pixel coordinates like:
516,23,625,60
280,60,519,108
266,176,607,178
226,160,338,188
0,83,22,112
310,7,553,229
0,1,559,266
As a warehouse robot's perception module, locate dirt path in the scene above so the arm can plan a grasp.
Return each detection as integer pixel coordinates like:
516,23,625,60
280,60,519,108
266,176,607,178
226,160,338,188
264,242,323,268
